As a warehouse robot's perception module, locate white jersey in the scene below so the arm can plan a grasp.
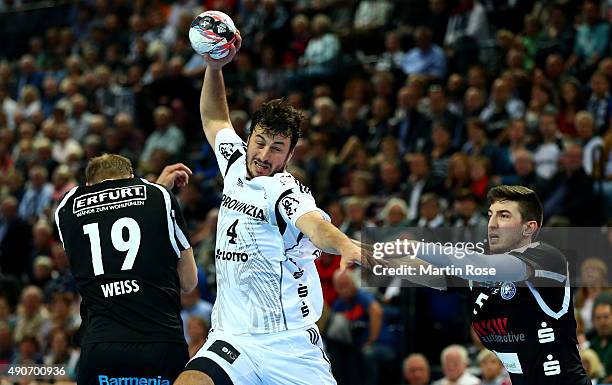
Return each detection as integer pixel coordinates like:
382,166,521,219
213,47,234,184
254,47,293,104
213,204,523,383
211,128,327,334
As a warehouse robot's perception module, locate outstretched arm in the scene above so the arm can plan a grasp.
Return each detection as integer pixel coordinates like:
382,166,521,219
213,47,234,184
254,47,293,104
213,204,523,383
200,32,242,148
380,241,532,282
296,211,363,271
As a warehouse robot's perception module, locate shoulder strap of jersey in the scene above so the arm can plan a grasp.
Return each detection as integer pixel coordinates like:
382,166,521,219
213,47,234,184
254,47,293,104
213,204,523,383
54,185,79,246
525,264,571,320
141,179,180,257
274,188,293,235
225,149,243,177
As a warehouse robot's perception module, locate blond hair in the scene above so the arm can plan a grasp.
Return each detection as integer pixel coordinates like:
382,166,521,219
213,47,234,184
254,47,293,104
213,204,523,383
85,153,133,184
580,349,605,379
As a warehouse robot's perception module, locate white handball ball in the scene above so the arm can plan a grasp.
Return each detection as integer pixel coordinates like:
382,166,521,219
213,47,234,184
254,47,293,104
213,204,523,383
188,10,237,59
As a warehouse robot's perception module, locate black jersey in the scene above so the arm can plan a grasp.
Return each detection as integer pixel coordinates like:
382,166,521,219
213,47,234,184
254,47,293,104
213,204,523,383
55,178,191,345
470,242,589,385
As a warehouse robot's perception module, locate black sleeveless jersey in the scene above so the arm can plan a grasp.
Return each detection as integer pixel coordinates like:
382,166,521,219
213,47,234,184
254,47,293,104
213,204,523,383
55,178,191,345
470,242,589,385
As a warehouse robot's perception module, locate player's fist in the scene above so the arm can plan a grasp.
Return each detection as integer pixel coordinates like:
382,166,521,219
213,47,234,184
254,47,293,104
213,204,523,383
204,30,242,70
156,163,193,189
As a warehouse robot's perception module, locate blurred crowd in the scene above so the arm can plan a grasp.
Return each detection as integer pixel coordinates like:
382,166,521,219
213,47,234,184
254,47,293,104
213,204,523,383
0,0,611,384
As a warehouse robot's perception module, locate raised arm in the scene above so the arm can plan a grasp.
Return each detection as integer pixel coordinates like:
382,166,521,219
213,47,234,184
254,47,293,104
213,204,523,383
200,32,242,148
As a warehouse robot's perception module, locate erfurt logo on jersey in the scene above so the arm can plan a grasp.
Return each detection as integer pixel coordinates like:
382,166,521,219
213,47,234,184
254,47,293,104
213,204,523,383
500,282,516,300
221,194,266,221
73,185,146,215
472,318,526,343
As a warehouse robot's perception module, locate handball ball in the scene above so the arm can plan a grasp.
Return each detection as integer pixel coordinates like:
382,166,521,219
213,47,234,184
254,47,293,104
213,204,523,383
189,10,237,59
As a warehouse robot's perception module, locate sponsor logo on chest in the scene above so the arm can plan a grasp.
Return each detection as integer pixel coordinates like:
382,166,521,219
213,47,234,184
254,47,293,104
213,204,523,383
73,185,146,214
221,194,267,221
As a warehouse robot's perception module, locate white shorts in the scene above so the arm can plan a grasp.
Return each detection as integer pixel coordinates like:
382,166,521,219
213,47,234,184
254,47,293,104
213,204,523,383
186,324,336,385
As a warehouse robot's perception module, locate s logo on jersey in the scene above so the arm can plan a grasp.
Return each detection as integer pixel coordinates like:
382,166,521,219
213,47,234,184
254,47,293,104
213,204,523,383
500,282,516,300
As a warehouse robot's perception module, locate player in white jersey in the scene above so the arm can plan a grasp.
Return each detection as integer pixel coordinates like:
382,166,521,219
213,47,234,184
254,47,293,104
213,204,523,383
174,32,363,385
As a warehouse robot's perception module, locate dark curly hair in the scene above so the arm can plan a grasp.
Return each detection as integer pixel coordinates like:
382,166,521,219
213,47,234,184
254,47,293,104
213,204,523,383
250,99,303,150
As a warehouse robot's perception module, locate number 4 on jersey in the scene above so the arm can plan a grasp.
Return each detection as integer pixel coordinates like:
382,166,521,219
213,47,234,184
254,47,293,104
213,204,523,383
227,219,239,244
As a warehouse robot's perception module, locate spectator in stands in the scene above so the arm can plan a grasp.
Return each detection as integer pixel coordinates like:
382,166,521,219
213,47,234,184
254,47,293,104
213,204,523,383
43,328,79,375
401,26,447,81
13,286,49,344
41,77,61,118
353,0,393,32
426,86,462,146
16,55,44,96
575,111,604,175
330,270,391,385
373,30,405,73
451,189,487,227
416,193,446,228
428,120,457,179
0,322,14,364
11,335,42,365
469,156,492,201
557,78,586,137
297,14,340,79
31,255,53,291
502,148,545,193
139,105,185,167
0,82,19,130
0,196,31,279
433,344,480,385
66,94,92,141
379,197,410,226
403,353,431,385
40,292,80,340
17,166,53,223
393,85,430,154
186,316,208,359
444,152,471,198
533,111,563,180
463,87,486,119
18,85,42,119
541,143,601,225
180,287,213,341
405,153,440,222
52,123,82,164
444,0,489,48
576,258,610,334
477,349,510,385
589,301,612,381
586,72,612,134
376,160,406,201
462,118,507,173
525,84,555,133
566,0,610,79
480,78,525,137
